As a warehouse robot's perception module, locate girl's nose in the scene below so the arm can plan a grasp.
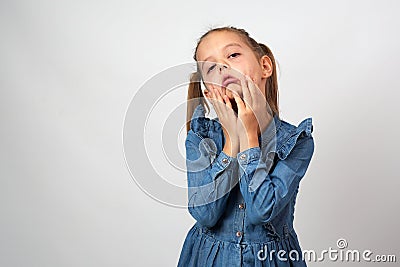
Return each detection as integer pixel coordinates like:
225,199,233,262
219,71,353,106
218,63,228,73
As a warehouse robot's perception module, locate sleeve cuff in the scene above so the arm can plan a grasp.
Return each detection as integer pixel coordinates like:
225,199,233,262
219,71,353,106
214,150,237,170
237,147,261,166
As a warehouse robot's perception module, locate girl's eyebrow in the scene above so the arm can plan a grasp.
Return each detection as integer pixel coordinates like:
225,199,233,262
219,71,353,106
222,42,242,50
201,43,242,70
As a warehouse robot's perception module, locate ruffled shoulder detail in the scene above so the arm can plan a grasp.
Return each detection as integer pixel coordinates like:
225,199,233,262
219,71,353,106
189,104,222,138
276,117,314,160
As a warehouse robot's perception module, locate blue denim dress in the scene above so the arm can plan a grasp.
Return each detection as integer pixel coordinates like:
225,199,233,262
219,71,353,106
178,104,314,267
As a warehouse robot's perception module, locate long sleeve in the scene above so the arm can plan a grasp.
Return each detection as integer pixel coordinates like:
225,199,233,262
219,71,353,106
186,130,238,228
237,134,314,225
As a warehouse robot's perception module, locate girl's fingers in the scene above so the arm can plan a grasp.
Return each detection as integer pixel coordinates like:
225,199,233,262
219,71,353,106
209,87,221,113
208,87,215,102
240,75,252,107
214,88,228,117
246,75,263,105
232,92,245,111
223,95,232,110
208,86,214,98
214,88,229,112
214,87,224,103
217,90,235,116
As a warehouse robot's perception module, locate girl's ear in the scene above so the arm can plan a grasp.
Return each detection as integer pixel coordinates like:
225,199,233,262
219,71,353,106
260,55,273,78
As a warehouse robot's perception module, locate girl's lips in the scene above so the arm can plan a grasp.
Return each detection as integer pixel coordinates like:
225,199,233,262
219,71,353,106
222,76,240,88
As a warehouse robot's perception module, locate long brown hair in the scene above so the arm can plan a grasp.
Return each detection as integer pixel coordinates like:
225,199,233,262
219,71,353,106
186,26,280,133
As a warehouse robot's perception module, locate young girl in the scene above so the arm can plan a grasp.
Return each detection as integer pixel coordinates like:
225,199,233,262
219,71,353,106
178,26,314,267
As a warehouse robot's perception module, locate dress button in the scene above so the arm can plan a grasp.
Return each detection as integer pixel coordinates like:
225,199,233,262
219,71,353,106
238,203,245,209
239,154,246,160
236,231,242,237
222,158,228,164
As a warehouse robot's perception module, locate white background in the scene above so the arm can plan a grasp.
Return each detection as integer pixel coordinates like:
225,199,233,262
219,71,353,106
1,0,399,266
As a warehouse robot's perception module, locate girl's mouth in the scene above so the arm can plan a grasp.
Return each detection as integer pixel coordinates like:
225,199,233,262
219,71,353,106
222,75,240,88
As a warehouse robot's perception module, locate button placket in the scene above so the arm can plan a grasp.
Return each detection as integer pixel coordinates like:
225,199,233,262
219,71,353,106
233,191,245,242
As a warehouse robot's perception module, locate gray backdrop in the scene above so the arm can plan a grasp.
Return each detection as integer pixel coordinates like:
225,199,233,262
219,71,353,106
1,0,399,266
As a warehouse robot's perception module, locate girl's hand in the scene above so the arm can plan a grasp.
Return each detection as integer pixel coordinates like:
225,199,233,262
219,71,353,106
233,76,273,152
207,87,239,157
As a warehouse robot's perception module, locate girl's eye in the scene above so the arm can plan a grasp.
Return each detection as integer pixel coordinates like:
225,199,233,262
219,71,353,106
207,64,216,74
229,53,240,58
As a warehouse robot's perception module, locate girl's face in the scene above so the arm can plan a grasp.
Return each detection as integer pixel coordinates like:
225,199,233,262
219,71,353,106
196,31,272,100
